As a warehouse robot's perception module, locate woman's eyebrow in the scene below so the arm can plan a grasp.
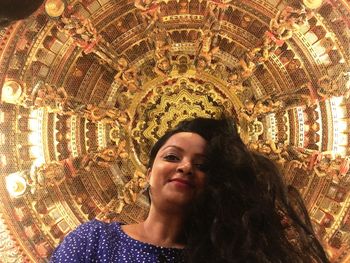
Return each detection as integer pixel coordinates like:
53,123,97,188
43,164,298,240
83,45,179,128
161,145,206,157
161,145,183,152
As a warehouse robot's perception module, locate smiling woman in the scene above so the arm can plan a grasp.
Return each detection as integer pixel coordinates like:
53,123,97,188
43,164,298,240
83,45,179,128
147,132,207,209
50,117,329,263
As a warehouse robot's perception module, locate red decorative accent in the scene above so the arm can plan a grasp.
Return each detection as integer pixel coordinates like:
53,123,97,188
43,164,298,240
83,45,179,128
265,31,285,47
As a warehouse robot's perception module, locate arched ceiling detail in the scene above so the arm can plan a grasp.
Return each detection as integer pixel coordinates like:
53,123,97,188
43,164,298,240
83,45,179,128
1,0,350,262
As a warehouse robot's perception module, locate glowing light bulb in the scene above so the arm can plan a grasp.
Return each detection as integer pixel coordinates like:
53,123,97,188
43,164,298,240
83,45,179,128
1,80,22,103
45,0,66,17
5,173,27,198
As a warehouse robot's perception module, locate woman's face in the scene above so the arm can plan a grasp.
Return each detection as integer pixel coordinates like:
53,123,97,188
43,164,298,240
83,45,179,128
148,132,207,208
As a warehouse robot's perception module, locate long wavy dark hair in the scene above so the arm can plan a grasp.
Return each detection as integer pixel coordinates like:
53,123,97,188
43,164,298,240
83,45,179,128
0,0,43,27
148,117,329,263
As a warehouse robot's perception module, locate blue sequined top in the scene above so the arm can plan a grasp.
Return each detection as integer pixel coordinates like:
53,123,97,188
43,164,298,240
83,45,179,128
50,219,185,263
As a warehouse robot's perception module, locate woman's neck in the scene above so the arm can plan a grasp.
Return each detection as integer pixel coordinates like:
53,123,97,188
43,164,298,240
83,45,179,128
123,205,187,248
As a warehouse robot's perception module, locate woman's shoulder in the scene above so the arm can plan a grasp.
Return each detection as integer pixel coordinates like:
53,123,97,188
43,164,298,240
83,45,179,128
71,219,121,239
75,219,120,230
49,220,122,262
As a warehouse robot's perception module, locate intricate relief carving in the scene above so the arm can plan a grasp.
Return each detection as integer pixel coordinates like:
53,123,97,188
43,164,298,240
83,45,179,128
135,0,161,30
29,81,70,110
195,28,220,72
56,5,118,69
151,28,173,77
131,78,234,165
317,72,350,99
79,140,129,171
114,57,142,93
1,0,350,261
239,96,283,122
82,104,130,126
97,170,148,221
0,217,24,263
206,0,231,22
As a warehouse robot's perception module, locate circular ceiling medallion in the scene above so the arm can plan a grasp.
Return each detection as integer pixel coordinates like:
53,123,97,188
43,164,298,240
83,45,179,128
130,77,236,166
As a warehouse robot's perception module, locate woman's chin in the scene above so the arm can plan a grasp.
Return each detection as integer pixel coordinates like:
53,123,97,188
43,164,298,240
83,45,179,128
162,191,197,208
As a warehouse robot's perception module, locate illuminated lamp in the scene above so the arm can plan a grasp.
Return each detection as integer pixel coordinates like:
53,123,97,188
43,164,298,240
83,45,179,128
303,0,323,9
45,0,66,18
1,79,23,104
5,172,27,198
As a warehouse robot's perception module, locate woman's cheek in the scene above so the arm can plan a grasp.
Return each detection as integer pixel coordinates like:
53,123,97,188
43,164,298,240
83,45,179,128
149,163,170,186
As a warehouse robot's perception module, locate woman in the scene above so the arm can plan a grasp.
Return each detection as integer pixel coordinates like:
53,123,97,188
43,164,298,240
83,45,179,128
50,117,329,262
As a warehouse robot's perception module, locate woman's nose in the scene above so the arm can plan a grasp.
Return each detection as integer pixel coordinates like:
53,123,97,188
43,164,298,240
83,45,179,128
176,161,193,174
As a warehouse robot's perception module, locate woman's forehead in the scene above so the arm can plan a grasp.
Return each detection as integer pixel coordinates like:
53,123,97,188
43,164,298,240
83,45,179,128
160,132,207,153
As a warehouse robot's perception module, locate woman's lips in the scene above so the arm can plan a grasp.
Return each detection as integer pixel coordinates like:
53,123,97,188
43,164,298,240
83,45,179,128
169,178,194,187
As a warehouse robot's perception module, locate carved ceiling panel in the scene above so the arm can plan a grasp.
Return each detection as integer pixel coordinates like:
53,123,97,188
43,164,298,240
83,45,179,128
0,0,350,262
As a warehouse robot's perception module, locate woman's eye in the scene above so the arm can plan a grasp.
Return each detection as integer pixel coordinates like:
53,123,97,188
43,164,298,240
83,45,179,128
163,154,179,161
194,163,206,171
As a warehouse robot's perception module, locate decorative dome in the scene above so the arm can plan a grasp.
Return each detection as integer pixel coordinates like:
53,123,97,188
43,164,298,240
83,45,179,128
0,0,350,261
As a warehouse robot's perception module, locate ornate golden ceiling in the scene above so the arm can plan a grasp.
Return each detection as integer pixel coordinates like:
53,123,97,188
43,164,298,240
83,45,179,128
0,0,350,262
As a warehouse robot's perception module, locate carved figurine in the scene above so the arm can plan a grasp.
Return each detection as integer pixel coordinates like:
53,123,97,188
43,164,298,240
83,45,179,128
91,147,119,168
195,29,220,72
28,161,66,194
239,46,269,78
83,104,129,125
57,11,100,54
114,57,142,92
134,0,161,30
57,5,118,69
226,66,249,93
314,155,350,184
30,81,76,113
151,28,173,77
205,0,231,22
97,170,148,221
269,4,311,41
317,72,350,99
239,97,283,122
122,171,148,205
249,140,287,165
83,141,129,170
